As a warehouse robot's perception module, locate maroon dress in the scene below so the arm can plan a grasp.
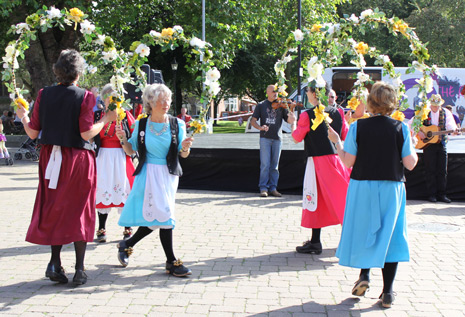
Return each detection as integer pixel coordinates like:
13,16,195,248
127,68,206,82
26,88,97,245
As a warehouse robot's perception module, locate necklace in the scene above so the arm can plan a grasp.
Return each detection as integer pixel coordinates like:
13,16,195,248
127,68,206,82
148,115,168,136
103,121,115,137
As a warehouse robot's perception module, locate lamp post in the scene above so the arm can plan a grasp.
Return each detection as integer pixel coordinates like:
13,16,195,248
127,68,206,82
171,58,178,116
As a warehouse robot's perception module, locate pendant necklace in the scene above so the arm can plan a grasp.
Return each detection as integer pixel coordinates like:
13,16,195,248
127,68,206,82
148,115,168,136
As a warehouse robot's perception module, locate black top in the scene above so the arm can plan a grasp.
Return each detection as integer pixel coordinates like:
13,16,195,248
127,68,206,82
350,116,405,182
39,85,87,148
252,100,289,140
304,107,343,157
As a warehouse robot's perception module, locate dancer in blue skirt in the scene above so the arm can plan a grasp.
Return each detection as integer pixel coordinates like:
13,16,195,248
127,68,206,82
327,82,418,308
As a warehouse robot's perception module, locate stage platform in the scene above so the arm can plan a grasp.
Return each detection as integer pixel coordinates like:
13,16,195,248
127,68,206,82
179,133,465,201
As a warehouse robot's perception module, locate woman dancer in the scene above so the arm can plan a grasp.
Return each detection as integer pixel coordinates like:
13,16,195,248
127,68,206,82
94,84,135,242
17,49,117,285
115,83,194,277
328,82,418,308
292,84,350,254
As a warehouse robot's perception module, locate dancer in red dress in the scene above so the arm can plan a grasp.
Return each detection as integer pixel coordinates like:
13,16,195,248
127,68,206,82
292,85,350,254
94,83,135,242
17,49,117,285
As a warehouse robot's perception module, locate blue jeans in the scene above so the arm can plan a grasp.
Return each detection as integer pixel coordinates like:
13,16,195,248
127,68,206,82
259,137,282,192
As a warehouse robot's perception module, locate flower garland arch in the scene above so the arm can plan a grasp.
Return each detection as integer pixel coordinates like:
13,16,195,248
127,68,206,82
2,6,220,131
274,8,435,132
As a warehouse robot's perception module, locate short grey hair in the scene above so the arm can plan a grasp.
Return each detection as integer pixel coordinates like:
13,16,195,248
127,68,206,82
142,83,172,114
100,83,116,100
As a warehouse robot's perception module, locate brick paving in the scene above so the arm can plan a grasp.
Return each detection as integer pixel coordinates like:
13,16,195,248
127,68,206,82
1,159,464,316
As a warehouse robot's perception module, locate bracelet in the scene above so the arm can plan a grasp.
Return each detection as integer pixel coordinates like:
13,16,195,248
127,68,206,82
181,147,190,153
335,141,343,150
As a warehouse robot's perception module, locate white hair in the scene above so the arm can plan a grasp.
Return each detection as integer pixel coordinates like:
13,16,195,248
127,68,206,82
142,83,172,114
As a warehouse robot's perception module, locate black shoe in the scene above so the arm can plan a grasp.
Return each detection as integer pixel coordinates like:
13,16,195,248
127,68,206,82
165,259,192,277
437,195,451,203
379,292,395,308
427,196,437,203
96,228,107,243
123,228,133,240
296,241,322,254
352,278,370,296
45,263,68,284
72,269,88,285
117,240,133,267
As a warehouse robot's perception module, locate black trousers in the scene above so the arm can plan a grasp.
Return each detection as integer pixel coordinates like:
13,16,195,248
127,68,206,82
423,143,448,197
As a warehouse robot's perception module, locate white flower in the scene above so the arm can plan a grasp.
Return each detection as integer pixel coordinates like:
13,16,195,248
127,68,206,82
357,72,370,83
349,14,359,24
150,30,161,38
16,23,30,34
283,55,292,63
189,37,205,49
87,65,97,74
380,55,390,63
425,76,433,93
135,44,150,57
80,20,95,35
102,48,118,62
173,25,183,34
307,56,318,68
4,45,16,59
360,9,373,20
412,61,424,72
278,85,287,93
360,88,369,102
393,77,403,88
47,7,62,19
288,47,298,53
207,81,221,96
292,29,304,41
205,67,221,84
348,38,357,47
315,76,326,88
94,34,105,46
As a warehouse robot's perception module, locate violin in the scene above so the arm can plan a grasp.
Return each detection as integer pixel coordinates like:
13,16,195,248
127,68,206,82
271,98,303,112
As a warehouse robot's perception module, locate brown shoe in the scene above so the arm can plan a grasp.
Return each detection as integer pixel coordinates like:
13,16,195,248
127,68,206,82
269,190,282,197
260,190,268,197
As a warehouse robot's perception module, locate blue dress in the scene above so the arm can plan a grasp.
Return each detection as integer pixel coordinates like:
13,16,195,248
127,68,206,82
118,118,186,229
335,121,413,268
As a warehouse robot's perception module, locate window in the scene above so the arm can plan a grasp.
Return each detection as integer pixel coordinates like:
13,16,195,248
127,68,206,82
224,97,238,112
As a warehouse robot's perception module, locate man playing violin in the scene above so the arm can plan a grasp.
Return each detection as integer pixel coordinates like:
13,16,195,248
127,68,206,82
415,94,458,203
251,84,296,197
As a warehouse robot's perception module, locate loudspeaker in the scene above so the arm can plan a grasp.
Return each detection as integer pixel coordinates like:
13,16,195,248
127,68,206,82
124,64,164,103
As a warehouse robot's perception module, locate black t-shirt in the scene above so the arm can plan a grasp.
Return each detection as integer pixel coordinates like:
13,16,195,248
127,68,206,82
252,100,289,140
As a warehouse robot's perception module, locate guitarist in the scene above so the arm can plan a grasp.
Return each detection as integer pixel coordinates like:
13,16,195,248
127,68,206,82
417,94,458,203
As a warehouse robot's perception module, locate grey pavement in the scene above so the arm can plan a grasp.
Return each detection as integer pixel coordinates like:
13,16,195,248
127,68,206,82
1,159,464,316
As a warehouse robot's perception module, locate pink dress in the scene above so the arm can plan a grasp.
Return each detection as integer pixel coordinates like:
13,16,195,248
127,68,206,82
292,111,350,229
26,89,97,245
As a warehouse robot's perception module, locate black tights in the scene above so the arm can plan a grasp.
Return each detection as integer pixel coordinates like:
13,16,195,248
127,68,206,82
125,227,176,262
50,241,87,271
359,262,398,294
311,228,321,243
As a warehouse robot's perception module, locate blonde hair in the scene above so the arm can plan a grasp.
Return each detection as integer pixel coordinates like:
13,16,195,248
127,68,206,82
142,84,172,115
367,81,397,116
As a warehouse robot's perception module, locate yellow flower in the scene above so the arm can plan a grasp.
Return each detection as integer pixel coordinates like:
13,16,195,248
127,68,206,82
355,42,369,55
15,97,29,111
311,104,329,130
69,8,84,22
415,108,431,121
136,113,148,121
347,97,360,111
391,110,405,121
117,107,126,122
311,24,322,32
393,20,408,36
190,119,206,135
68,8,84,30
161,28,174,38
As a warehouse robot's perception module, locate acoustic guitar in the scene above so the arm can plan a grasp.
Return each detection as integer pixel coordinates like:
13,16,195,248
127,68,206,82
415,125,464,149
